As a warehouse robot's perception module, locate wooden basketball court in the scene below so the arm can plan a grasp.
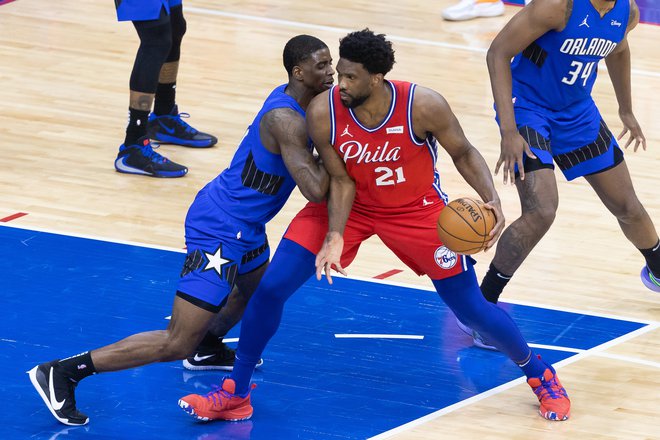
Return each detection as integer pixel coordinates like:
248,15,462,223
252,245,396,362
1,1,658,438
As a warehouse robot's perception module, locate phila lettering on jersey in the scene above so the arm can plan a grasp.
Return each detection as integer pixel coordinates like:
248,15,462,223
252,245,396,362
510,0,629,110
328,80,447,209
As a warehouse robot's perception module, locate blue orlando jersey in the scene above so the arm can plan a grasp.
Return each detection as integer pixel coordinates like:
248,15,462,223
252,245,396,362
206,85,307,226
511,0,629,110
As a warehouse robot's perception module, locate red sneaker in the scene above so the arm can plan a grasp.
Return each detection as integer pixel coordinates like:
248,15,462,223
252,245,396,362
527,366,570,421
178,378,254,422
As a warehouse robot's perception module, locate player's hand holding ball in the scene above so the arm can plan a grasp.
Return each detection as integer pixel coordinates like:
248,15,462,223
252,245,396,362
437,197,504,254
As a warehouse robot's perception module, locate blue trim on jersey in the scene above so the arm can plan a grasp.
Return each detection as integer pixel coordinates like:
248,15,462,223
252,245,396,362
407,84,426,146
349,81,396,132
329,86,337,146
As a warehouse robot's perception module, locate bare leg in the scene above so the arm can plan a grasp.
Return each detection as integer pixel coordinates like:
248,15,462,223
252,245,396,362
490,168,559,275
91,296,214,372
206,262,269,337
585,161,658,248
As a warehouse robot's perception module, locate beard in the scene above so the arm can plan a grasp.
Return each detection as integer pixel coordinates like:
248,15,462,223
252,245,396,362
340,93,369,109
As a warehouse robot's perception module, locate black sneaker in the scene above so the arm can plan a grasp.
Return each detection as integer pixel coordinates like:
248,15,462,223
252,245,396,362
114,135,188,178
183,343,264,371
147,105,218,148
28,361,89,426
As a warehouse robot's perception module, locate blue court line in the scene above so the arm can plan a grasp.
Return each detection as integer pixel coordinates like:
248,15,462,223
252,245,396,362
0,225,649,439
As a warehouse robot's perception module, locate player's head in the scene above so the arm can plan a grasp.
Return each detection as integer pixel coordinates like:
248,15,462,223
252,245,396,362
337,29,395,108
283,35,335,94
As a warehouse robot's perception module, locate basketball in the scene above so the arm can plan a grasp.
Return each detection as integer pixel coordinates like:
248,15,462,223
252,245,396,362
437,197,495,255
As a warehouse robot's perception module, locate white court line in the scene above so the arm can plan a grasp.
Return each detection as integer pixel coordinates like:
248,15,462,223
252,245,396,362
335,334,424,340
369,321,660,440
185,6,660,79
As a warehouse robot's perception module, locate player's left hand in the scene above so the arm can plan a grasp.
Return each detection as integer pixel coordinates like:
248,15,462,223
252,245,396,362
483,199,505,251
618,111,646,152
316,231,347,284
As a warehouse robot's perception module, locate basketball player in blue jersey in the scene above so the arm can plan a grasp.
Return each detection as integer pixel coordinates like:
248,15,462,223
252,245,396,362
27,35,334,426
456,0,660,349
113,0,217,178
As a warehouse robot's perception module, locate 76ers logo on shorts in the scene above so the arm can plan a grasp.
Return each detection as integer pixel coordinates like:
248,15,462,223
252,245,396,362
434,246,457,269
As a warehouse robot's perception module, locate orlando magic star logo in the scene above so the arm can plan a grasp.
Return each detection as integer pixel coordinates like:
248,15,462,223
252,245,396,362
203,244,233,277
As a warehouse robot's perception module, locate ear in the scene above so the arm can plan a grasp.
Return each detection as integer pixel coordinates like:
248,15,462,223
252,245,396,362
292,65,304,81
371,73,384,87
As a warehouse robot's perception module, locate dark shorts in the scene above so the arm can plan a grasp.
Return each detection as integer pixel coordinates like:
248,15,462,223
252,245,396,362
502,96,623,181
176,189,269,312
283,189,474,281
115,0,183,22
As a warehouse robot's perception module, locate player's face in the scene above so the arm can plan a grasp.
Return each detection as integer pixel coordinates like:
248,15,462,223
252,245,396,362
299,48,335,94
337,58,373,108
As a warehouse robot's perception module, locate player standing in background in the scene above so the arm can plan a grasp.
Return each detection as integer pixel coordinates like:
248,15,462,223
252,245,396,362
177,29,571,423
113,0,217,178
28,35,334,426
460,0,660,348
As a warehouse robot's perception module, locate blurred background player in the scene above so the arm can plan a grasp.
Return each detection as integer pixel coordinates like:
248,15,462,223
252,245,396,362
441,0,531,22
114,0,217,178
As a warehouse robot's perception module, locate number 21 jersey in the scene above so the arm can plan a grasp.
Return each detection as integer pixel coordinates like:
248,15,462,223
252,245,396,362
329,80,445,209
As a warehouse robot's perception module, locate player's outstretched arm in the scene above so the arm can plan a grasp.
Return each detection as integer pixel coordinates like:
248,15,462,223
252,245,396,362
306,92,353,283
263,107,329,202
486,0,566,183
412,86,504,248
605,0,646,151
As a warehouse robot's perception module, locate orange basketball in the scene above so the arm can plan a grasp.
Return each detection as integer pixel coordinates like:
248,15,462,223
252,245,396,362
437,197,495,255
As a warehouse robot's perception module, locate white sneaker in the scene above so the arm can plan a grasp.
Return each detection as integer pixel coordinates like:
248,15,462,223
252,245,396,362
441,0,505,21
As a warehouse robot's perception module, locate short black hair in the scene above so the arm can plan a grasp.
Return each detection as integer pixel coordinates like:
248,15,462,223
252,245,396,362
339,29,395,75
283,35,328,75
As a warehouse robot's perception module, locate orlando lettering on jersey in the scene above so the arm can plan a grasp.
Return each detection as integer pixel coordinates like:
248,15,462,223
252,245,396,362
559,38,618,57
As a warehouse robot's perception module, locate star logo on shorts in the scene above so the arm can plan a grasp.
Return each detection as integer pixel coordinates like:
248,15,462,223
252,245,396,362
203,244,233,278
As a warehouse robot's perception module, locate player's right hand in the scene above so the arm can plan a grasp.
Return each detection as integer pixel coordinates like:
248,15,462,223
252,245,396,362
495,131,535,185
315,231,347,284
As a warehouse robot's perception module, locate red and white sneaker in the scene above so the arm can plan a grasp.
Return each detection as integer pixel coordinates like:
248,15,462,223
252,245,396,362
527,365,570,421
178,378,255,422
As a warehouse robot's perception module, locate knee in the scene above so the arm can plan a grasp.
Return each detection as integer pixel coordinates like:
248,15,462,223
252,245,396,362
521,202,557,233
137,21,173,60
159,332,195,361
612,199,646,225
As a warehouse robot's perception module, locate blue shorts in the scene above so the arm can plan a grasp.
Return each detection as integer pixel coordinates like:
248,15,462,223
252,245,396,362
501,97,623,181
176,188,270,312
115,0,183,22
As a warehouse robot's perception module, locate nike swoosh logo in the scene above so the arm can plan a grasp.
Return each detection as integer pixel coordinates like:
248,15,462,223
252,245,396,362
49,367,66,411
158,120,176,134
193,353,215,362
115,156,150,175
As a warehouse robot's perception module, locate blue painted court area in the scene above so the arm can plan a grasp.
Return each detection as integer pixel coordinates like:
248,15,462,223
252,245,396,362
0,225,647,439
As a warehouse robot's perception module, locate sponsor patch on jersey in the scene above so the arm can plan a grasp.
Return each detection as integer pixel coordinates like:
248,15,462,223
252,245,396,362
386,126,404,134
434,246,457,269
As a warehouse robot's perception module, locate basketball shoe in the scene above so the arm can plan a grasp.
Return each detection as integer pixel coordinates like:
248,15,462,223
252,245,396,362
178,378,255,421
455,318,497,351
147,105,218,148
441,0,504,21
527,363,570,421
183,342,264,371
28,361,89,426
115,136,188,178
641,266,660,292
